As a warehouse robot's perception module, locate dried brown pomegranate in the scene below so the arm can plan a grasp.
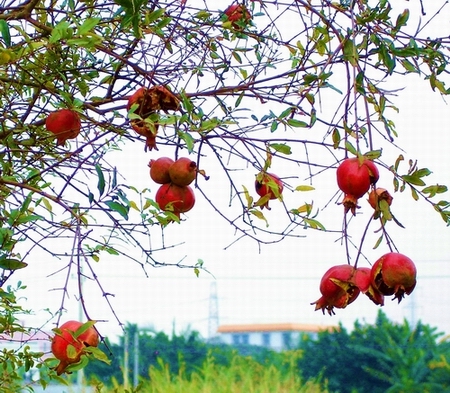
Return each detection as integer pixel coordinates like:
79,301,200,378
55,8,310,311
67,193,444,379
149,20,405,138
371,252,417,303
311,264,360,315
169,157,197,186
368,187,393,210
149,157,174,184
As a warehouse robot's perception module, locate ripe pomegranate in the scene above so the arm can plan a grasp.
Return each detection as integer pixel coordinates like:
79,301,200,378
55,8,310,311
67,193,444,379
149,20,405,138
354,267,384,306
51,320,99,375
311,264,360,315
155,183,195,218
149,157,174,184
336,157,379,198
368,187,393,210
224,4,251,27
45,109,81,146
371,252,417,303
254,172,284,210
169,157,197,186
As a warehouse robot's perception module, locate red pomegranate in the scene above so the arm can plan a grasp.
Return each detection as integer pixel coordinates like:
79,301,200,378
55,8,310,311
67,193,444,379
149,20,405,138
155,183,195,217
311,264,360,315
353,267,384,306
45,109,81,146
336,157,379,198
368,187,393,210
371,252,417,303
169,157,197,186
149,157,174,184
51,320,99,375
254,172,284,210
224,4,251,27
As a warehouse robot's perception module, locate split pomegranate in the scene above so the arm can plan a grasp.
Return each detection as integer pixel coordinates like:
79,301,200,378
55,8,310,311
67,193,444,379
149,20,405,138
149,157,174,184
169,157,197,186
371,252,417,303
45,109,81,146
311,264,360,315
224,4,251,27
155,183,195,217
254,172,284,210
127,86,180,151
51,320,99,375
354,267,384,306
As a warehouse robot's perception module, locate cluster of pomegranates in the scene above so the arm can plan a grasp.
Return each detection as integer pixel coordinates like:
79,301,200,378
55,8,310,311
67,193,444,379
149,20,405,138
312,252,417,315
150,157,197,218
51,320,99,375
312,155,416,314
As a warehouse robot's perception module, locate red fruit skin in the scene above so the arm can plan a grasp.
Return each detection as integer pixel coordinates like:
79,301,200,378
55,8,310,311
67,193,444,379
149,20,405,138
354,267,384,306
169,157,197,186
51,320,99,375
224,4,251,24
371,252,417,303
336,157,379,199
311,264,360,315
149,157,174,184
155,183,195,217
45,109,81,146
254,172,284,210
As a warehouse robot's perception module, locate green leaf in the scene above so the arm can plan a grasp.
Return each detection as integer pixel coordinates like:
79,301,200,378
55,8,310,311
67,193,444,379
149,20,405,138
287,119,309,128
0,20,11,47
343,38,359,66
0,259,28,271
332,128,340,149
402,175,425,187
269,143,292,155
364,150,382,160
105,201,130,220
345,141,357,156
78,18,101,35
295,185,315,191
249,209,269,227
95,164,105,197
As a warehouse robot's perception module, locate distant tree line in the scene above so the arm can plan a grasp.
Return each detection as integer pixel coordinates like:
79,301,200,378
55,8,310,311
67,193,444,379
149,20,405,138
85,311,450,392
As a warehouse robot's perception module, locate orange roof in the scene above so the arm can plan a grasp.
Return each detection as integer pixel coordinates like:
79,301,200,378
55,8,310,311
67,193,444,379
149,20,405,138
217,323,337,333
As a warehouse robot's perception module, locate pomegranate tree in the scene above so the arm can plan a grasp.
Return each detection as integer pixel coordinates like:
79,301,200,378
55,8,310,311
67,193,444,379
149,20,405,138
371,252,417,303
45,109,81,146
51,320,99,375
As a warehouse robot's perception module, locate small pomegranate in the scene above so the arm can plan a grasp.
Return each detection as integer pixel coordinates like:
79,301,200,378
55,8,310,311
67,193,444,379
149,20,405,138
254,172,284,210
311,264,360,315
224,4,251,27
336,157,379,198
149,157,174,184
45,109,81,146
155,183,195,217
371,252,417,303
169,157,197,186
354,267,384,306
368,187,393,210
51,320,99,375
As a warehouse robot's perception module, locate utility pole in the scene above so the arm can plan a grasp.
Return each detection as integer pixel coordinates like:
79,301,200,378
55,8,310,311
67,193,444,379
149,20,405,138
133,329,139,387
123,332,129,388
208,281,219,342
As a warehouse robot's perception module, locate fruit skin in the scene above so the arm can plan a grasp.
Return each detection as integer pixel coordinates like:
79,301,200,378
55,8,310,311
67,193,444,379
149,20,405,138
45,109,81,146
149,157,174,184
155,183,195,218
311,264,360,315
354,267,384,306
224,4,251,27
371,252,417,303
51,320,99,375
169,157,197,186
254,172,283,210
336,157,379,199
127,86,180,151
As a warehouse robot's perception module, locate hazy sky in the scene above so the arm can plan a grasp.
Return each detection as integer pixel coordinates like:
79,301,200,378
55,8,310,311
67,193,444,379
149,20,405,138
12,0,450,343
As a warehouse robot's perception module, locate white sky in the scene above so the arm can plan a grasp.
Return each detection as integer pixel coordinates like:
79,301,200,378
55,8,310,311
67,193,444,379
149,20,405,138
8,0,450,344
